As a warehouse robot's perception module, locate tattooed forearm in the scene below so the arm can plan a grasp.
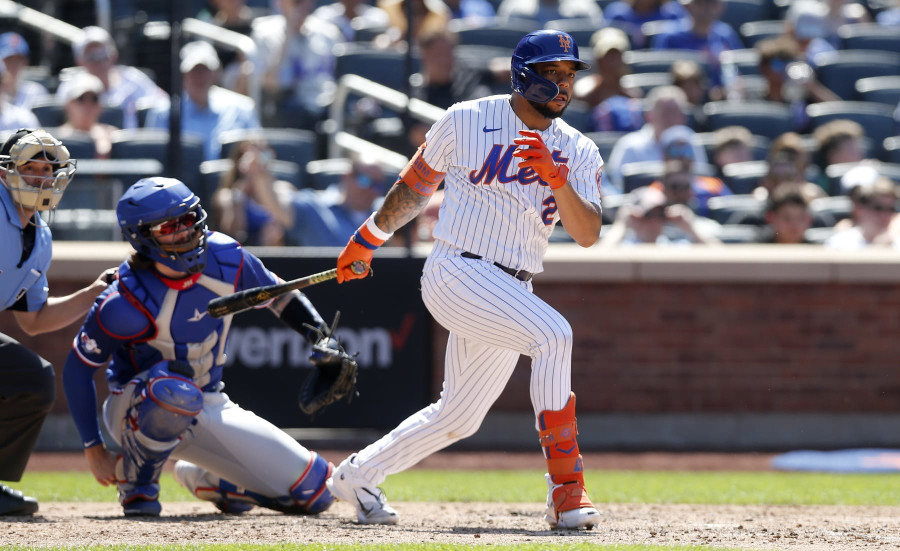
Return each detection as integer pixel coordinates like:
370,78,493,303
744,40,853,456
374,181,434,233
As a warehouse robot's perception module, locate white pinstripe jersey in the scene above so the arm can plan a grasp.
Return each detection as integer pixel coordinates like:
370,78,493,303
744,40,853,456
422,94,603,274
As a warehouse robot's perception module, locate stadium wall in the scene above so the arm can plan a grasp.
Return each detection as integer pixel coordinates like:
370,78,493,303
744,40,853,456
12,242,900,452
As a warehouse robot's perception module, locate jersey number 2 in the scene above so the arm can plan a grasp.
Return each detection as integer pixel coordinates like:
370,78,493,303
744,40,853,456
541,196,557,225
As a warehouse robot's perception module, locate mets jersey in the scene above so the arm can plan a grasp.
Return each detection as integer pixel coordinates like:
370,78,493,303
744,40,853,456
423,94,603,274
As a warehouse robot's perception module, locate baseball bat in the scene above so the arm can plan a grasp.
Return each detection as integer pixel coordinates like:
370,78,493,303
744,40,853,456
206,260,368,318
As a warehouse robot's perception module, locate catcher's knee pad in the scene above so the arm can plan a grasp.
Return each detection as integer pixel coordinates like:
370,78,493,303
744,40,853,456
135,361,203,441
288,451,335,514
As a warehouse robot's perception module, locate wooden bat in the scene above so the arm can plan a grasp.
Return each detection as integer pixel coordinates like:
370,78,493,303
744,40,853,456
206,260,368,318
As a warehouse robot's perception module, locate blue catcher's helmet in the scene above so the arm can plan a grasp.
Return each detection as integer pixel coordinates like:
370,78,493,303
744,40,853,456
511,30,590,103
117,177,209,274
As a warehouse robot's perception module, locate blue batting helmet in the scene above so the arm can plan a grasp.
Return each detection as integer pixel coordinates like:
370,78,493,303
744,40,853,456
117,177,209,274
511,30,590,103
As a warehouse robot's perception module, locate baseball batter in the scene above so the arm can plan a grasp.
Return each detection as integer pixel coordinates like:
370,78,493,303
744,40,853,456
62,177,335,516
331,30,604,530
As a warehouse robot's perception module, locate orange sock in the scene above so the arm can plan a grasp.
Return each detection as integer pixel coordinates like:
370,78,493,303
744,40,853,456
538,392,593,513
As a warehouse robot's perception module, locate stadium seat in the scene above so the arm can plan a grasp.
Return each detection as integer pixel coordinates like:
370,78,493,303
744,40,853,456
449,18,536,51
623,49,709,76
719,48,760,76
544,19,601,48
855,76,900,107
813,50,900,101
838,23,900,54
59,132,97,160
713,224,763,243
218,128,317,168
621,161,664,193
809,195,852,228
721,160,768,194
333,43,421,90
306,158,352,191
803,226,836,244
720,0,769,40
707,194,766,225
52,208,120,241
806,102,897,159
639,20,682,46
825,162,900,192
585,131,626,165
199,158,303,198
884,137,900,165
32,99,125,129
738,20,784,48
561,99,592,133
620,72,672,96
695,132,770,163
702,101,794,140
599,192,631,225
109,128,206,203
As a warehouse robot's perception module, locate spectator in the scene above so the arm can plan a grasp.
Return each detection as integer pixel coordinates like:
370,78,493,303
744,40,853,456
823,0,870,41
605,85,707,192
753,132,825,202
56,26,167,129
711,125,754,179
53,72,117,158
599,183,721,246
603,0,688,49
198,0,258,97
0,32,49,110
286,154,391,246
651,0,742,93
0,92,39,132
783,0,835,68
313,0,391,42
670,58,711,125
574,27,644,133
145,41,260,161
252,0,342,129
443,0,495,22
375,0,452,49
212,139,296,246
407,29,491,151
751,36,839,132
496,0,603,26
650,124,731,217
757,182,814,243
825,176,900,248
877,0,900,25
812,119,869,193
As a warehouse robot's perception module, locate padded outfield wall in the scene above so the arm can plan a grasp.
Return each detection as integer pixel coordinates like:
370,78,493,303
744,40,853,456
12,242,900,452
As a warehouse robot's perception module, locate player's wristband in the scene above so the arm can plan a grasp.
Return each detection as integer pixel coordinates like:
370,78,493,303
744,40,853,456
353,213,393,250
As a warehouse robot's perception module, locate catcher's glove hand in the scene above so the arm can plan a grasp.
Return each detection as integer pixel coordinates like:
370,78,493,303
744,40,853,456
298,311,359,415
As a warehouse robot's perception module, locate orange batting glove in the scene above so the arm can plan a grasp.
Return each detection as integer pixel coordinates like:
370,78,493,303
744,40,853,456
513,130,569,190
337,214,393,283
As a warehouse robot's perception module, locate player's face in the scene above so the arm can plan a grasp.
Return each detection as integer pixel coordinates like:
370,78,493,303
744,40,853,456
151,211,202,252
528,60,577,119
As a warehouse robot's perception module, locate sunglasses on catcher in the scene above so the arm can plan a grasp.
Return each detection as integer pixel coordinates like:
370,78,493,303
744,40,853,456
150,212,199,236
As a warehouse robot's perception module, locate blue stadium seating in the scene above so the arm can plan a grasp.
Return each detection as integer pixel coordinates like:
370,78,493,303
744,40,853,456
814,50,900,101
702,101,794,140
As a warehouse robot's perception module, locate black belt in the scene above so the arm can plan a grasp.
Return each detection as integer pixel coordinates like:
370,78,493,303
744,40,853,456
461,252,533,282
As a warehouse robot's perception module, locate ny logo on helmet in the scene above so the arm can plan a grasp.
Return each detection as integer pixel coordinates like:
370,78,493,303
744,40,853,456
558,34,571,52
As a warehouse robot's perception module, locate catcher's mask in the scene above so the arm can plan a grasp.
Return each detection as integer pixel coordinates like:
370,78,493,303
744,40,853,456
0,128,77,222
117,177,209,274
511,30,591,104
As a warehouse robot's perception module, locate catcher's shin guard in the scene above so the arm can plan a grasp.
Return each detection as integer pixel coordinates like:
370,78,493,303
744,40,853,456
538,392,600,529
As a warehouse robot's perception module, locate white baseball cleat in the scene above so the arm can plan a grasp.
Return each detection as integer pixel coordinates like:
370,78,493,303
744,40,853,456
544,474,601,530
328,453,399,525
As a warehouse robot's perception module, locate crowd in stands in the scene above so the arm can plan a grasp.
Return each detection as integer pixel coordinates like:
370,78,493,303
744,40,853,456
2,0,900,249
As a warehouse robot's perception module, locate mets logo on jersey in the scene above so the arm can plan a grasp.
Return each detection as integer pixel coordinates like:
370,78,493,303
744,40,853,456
469,145,569,187
79,331,101,354
558,34,571,52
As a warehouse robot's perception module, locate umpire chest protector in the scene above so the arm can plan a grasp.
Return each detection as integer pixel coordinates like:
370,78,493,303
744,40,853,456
111,233,244,390
0,187,52,311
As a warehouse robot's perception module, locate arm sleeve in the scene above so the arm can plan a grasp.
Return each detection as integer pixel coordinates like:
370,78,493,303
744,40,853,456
63,289,151,447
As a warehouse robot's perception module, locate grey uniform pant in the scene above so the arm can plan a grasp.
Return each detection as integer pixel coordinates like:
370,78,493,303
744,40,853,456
0,332,55,481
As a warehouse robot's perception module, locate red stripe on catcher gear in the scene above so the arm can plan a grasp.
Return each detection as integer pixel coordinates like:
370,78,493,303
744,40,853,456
538,392,585,486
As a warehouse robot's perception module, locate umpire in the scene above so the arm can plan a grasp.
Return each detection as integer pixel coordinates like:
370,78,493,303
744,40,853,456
0,128,114,515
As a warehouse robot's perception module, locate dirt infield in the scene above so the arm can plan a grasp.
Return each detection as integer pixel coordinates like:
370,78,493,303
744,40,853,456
12,451,900,549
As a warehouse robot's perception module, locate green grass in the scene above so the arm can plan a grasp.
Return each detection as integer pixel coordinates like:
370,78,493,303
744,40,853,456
10,469,900,506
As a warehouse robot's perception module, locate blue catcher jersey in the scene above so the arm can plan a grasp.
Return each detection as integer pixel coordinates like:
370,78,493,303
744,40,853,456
71,231,278,390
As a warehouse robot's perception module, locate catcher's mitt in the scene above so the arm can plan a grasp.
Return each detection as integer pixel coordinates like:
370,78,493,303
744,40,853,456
298,311,359,415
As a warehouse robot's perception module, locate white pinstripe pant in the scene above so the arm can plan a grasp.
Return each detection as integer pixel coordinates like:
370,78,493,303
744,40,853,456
352,241,573,485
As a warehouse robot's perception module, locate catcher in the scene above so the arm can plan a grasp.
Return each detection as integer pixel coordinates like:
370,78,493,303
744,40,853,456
62,177,357,516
